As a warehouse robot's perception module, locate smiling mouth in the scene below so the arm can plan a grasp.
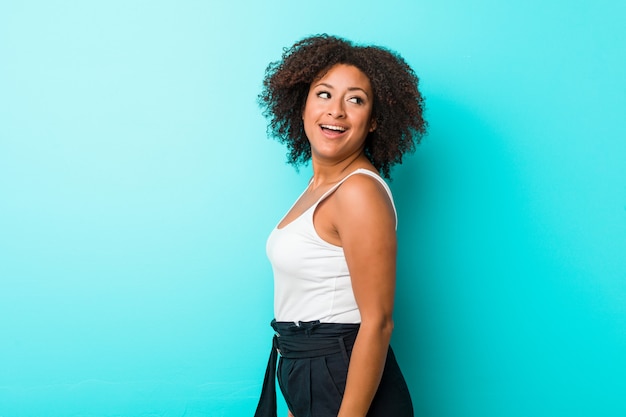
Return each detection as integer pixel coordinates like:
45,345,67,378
320,124,347,133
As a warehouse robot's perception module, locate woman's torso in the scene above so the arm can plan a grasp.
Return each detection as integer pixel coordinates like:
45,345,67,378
267,168,397,323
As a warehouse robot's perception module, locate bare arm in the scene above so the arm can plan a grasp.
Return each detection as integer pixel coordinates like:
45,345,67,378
331,175,397,417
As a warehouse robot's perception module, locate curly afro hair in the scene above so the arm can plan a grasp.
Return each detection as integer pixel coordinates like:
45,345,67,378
259,34,427,179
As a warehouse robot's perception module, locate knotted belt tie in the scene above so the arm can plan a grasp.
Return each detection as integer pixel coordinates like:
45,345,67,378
253,320,359,417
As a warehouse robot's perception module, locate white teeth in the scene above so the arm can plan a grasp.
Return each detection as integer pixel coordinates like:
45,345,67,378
321,125,346,132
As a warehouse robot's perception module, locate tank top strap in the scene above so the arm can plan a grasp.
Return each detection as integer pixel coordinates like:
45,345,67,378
314,168,398,229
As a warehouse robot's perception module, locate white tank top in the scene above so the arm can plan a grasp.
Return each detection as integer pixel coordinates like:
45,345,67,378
267,168,397,323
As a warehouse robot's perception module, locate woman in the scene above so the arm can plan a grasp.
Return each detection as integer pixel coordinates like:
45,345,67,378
255,34,426,417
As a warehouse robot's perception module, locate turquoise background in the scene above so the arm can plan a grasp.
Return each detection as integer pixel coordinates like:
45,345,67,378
1,1,625,416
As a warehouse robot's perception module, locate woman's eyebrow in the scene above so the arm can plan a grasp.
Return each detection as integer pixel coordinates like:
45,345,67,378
314,82,335,89
314,82,370,97
347,87,370,97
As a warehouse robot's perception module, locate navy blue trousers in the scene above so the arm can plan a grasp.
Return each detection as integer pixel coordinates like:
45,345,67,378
255,320,413,417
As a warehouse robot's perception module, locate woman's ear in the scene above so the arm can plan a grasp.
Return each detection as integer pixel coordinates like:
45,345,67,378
369,119,377,132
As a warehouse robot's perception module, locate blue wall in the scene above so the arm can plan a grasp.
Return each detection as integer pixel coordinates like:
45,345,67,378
1,1,624,416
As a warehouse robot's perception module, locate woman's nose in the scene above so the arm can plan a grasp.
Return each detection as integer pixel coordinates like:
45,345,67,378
328,99,345,118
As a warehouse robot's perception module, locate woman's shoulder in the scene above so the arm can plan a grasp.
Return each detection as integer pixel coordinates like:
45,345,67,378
343,168,387,185
332,169,396,222
335,168,392,206
337,168,392,201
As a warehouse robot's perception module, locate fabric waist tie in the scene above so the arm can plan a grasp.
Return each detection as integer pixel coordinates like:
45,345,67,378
254,319,359,417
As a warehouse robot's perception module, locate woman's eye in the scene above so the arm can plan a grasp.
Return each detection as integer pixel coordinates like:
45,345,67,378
348,97,364,104
317,92,330,99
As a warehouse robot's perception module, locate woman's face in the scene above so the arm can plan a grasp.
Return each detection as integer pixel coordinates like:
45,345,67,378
303,64,376,164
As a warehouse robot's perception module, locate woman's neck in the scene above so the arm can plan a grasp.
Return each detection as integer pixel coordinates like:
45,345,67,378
309,153,372,190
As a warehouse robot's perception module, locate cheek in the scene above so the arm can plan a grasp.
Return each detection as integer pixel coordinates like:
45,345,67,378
302,103,324,125
357,110,374,128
